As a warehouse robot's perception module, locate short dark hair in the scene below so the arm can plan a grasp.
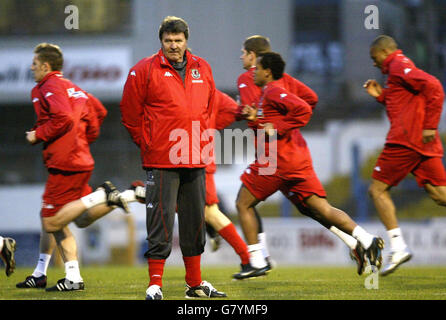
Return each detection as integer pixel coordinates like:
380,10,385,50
243,35,271,56
34,43,63,71
371,35,398,51
258,52,285,80
158,16,189,41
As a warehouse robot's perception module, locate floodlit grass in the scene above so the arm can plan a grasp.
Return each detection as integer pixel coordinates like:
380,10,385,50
1,265,446,300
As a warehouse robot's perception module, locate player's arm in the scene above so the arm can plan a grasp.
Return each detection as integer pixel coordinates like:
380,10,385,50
84,93,107,144
287,75,319,109
266,89,312,136
120,66,146,148
214,90,238,130
236,73,260,121
33,84,74,144
363,79,386,104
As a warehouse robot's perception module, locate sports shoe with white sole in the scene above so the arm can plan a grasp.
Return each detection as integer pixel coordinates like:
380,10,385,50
185,280,227,298
0,237,16,276
380,248,412,276
45,278,84,292
350,242,367,275
101,181,130,213
232,263,268,280
145,284,163,300
16,275,47,288
365,237,384,270
130,180,146,204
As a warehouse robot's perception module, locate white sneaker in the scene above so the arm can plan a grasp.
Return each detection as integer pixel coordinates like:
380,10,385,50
145,284,163,300
380,248,412,276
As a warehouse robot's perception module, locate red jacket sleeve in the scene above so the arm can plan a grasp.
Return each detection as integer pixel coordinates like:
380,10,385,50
236,72,261,121
284,74,319,109
120,64,147,148
396,67,445,130
214,90,238,130
85,93,107,144
35,83,74,143
266,88,313,136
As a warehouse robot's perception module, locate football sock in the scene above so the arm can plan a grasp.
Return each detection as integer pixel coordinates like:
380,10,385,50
258,232,270,259
120,190,137,202
80,189,107,209
352,226,374,249
248,243,267,269
0,236,3,251
64,260,83,283
183,255,202,287
32,253,52,277
148,258,165,287
218,223,250,265
329,226,358,250
387,227,407,252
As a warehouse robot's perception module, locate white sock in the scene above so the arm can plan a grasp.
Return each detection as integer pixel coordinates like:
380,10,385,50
32,254,52,277
248,243,267,268
352,226,374,249
80,189,107,209
0,236,4,251
387,228,407,252
329,226,358,250
65,260,83,283
120,190,136,202
258,232,270,259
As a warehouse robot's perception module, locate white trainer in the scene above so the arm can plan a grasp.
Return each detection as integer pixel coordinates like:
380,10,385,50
145,284,163,300
380,248,412,276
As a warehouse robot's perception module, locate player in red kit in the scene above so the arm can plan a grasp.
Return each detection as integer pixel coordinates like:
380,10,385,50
236,35,365,277
236,52,384,276
364,35,446,276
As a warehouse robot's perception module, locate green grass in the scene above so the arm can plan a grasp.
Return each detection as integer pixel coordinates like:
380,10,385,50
1,265,446,300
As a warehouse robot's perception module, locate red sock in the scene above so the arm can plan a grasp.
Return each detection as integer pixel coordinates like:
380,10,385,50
148,258,165,287
219,223,250,265
183,255,202,287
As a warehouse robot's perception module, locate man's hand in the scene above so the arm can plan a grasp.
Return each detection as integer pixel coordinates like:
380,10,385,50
25,130,37,145
363,79,383,98
242,104,257,121
259,122,276,136
422,129,436,144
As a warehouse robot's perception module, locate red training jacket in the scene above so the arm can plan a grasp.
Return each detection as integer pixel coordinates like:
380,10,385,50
31,71,106,172
248,81,313,178
120,49,216,168
205,90,238,174
376,49,445,157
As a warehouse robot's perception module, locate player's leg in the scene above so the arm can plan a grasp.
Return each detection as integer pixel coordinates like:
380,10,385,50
177,168,226,298
304,195,384,269
45,226,84,291
0,235,16,277
16,231,54,288
144,169,179,300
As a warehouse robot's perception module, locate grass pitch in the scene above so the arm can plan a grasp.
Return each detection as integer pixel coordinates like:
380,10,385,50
1,265,446,300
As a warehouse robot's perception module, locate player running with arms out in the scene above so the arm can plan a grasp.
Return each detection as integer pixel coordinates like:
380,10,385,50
19,43,131,292
364,35,446,276
237,35,366,277
237,52,384,275
120,16,226,300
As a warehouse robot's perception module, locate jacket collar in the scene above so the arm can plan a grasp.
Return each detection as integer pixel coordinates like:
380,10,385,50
381,49,403,74
37,71,63,87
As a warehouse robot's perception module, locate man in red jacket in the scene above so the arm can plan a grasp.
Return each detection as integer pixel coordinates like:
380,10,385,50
364,35,446,276
22,43,129,292
237,52,384,274
236,35,366,277
120,16,226,300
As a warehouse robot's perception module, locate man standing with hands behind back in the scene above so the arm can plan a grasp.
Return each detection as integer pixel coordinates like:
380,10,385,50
364,35,446,276
120,16,226,300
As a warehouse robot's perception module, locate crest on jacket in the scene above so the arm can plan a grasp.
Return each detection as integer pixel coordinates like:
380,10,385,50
191,69,200,79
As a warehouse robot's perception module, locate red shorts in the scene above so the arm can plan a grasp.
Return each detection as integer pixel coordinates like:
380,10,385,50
205,172,219,205
372,144,446,187
41,170,93,217
240,165,326,207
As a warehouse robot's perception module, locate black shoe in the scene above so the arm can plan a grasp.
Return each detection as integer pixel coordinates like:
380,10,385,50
0,237,16,276
185,280,227,298
350,242,367,275
101,181,130,213
130,180,146,204
232,263,268,280
16,275,47,288
45,278,84,292
365,237,385,270
265,257,276,273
